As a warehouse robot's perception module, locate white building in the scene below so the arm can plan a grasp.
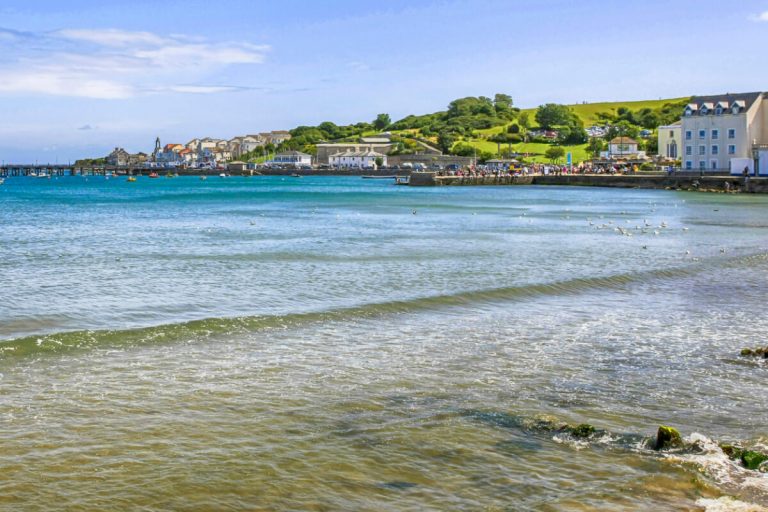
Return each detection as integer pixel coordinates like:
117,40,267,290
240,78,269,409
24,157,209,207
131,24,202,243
272,151,312,167
657,123,681,161
330,149,387,169
679,92,768,174
600,137,646,160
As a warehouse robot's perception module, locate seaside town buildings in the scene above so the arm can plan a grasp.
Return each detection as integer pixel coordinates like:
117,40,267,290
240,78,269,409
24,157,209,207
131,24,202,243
107,147,147,166
679,92,768,175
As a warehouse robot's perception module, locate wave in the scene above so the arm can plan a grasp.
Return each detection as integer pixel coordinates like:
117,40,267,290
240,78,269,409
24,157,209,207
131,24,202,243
2,252,766,360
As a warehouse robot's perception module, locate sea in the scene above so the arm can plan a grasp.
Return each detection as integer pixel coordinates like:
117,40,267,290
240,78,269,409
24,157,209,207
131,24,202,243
1,175,767,511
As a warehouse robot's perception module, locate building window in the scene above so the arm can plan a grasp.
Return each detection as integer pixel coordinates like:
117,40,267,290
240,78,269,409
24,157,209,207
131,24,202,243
699,161,706,170
711,145,719,155
686,161,693,169
699,145,706,156
685,131,692,140
686,146,692,156
728,129,736,139
699,130,706,139
711,160,718,170
712,129,719,139
715,107,723,115
669,130,674,138
668,141,677,159
728,145,736,155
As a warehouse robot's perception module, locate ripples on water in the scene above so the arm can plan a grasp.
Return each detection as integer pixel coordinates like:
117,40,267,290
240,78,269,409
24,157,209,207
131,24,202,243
1,177,768,510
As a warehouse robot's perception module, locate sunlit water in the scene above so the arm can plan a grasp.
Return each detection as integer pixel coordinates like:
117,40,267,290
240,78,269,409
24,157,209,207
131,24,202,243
1,176,767,510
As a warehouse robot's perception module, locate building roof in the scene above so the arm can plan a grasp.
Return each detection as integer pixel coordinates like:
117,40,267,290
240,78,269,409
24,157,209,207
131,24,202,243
275,151,310,157
687,92,762,114
609,137,638,145
330,150,386,158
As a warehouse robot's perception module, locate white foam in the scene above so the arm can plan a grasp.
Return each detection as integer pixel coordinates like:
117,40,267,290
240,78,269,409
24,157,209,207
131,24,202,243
696,496,768,512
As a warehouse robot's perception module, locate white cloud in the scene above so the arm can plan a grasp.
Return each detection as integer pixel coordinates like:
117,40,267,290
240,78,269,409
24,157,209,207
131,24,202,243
0,27,270,99
750,11,768,21
162,85,243,94
56,28,167,47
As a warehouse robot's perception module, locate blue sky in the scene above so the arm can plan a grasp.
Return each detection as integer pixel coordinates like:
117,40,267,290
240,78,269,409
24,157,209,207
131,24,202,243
1,0,768,162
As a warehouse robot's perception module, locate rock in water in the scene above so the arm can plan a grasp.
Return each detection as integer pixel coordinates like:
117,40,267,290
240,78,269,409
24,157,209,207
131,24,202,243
569,424,596,438
741,348,754,356
741,450,768,471
655,425,683,450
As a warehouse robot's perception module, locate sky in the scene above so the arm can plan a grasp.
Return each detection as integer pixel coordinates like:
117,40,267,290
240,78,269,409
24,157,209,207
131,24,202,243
1,0,768,162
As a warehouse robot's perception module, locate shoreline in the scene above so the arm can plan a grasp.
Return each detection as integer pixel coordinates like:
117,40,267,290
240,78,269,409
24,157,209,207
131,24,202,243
410,172,768,193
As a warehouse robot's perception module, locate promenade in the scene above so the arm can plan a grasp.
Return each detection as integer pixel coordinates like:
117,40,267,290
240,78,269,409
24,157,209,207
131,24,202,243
408,172,768,193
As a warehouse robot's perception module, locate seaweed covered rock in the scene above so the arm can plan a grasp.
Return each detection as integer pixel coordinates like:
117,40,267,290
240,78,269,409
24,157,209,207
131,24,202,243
740,346,768,358
742,450,768,471
719,443,743,460
654,425,683,450
569,424,596,438
719,443,768,471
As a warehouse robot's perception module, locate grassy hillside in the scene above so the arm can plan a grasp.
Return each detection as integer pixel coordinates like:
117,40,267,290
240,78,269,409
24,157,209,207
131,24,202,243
437,97,688,164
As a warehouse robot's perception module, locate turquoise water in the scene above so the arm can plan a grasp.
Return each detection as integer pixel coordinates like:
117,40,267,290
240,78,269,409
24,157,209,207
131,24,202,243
1,176,767,510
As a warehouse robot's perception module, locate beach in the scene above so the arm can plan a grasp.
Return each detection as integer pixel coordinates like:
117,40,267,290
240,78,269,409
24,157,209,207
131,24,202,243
1,176,767,510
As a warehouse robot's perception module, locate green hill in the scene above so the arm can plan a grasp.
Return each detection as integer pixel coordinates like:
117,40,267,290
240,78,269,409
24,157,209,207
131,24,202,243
434,97,690,164
273,94,690,165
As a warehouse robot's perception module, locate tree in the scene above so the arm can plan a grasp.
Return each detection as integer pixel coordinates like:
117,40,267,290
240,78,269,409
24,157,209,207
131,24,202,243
451,142,476,156
507,123,520,134
437,131,457,153
494,93,513,113
535,104,573,130
374,157,384,167
518,112,531,130
373,113,391,131
586,137,605,157
643,137,659,155
545,146,565,163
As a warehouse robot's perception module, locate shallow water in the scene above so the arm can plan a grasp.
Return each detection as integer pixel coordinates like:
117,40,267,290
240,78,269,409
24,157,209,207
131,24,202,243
1,176,767,510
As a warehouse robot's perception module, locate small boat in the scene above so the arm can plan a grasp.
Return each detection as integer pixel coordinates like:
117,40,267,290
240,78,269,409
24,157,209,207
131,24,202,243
126,176,137,182
219,173,229,178
148,172,159,179
0,178,5,185
200,176,207,181
290,173,302,178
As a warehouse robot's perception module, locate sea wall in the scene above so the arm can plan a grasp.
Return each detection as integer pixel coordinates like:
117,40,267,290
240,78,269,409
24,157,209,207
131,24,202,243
424,173,768,193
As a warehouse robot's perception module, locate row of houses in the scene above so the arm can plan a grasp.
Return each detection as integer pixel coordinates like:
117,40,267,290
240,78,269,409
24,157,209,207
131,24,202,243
150,131,294,166
107,131,294,168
